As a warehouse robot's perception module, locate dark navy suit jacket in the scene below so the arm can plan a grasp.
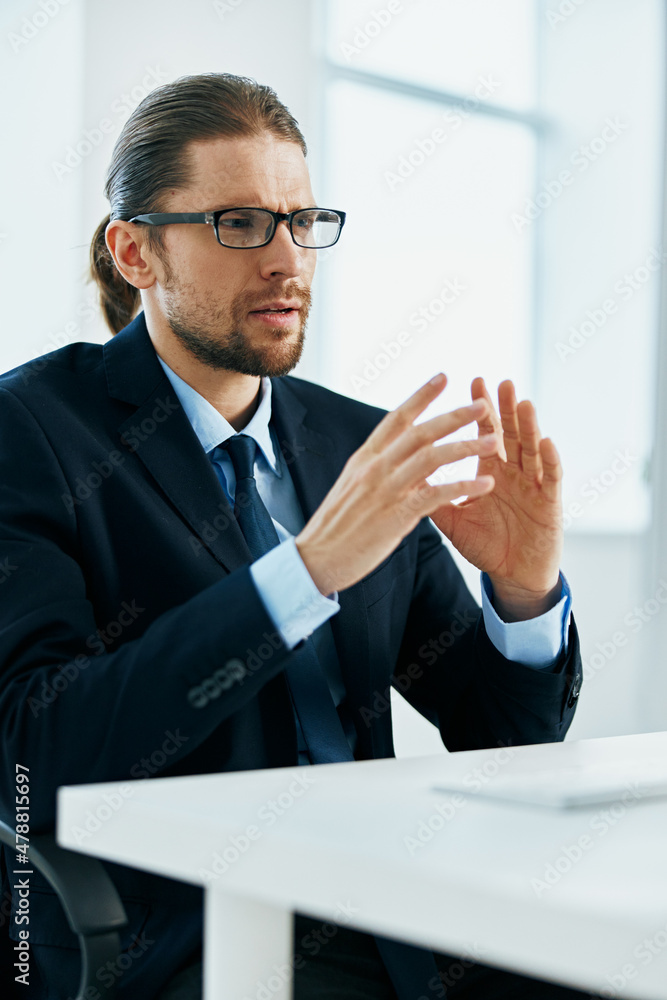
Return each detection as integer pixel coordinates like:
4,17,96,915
0,312,581,998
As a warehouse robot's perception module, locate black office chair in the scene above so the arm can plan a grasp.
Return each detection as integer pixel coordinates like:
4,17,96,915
0,818,127,999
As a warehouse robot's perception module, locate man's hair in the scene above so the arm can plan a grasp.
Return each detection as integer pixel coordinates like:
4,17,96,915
89,72,308,335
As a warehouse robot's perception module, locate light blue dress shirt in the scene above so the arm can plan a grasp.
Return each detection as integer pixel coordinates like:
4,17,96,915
156,356,572,692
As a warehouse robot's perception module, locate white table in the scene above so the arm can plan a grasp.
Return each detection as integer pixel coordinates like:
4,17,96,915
57,731,667,999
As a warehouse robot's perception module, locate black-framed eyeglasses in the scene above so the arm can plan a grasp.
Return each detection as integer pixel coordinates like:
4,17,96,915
127,207,346,249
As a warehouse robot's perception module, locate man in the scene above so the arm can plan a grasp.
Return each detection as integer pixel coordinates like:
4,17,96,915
0,73,591,999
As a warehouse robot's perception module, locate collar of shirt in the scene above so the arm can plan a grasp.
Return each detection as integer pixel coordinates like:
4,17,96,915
156,353,282,476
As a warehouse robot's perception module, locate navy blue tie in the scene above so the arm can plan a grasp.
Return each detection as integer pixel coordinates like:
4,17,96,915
222,433,357,763
222,433,444,1000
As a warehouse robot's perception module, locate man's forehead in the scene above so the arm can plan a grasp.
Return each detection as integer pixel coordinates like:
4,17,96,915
178,135,313,209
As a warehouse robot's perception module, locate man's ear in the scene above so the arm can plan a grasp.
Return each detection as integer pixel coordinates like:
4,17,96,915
105,220,158,289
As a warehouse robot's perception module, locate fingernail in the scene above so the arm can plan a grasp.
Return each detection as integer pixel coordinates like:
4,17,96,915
429,373,445,386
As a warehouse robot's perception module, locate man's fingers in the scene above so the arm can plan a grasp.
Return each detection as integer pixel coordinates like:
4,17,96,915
366,372,448,453
392,433,500,494
385,396,489,466
540,437,562,502
517,399,543,482
430,474,495,509
366,374,554,498
404,474,495,522
471,377,501,438
497,380,521,466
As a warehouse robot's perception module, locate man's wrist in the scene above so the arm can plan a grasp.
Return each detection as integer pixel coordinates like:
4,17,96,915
488,575,562,622
295,534,336,596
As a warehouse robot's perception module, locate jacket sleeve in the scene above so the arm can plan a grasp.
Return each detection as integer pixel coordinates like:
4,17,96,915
0,387,294,829
390,515,582,751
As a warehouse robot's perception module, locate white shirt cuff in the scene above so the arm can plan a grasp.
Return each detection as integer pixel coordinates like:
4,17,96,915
249,537,340,649
481,571,572,669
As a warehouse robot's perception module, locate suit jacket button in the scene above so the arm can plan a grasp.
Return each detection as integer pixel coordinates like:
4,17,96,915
567,675,582,708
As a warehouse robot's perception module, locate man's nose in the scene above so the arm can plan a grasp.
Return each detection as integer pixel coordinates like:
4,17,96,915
257,220,307,279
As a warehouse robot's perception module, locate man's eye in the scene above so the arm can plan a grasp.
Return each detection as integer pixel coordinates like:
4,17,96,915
220,217,252,229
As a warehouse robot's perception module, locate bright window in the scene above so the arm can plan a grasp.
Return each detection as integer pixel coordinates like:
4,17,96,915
319,1,539,488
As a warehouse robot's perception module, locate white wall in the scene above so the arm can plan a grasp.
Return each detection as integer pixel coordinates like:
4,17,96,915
0,0,85,374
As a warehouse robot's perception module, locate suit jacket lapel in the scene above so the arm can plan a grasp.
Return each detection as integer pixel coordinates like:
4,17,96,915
105,312,251,573
270,377,372,734
268,376,341,526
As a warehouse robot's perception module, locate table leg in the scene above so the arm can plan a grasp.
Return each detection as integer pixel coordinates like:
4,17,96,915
204,887,293,1000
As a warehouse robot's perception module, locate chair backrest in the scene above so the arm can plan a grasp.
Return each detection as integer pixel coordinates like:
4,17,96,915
0,818,128,1000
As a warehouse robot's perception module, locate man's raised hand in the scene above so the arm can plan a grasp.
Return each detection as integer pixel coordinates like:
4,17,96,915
431,377,563,621
295,373,499,596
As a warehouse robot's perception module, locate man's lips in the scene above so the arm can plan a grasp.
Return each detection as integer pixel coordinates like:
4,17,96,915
248,300,302,314
248,300,302,327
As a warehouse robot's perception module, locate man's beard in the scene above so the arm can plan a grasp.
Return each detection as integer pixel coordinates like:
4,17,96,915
161,264,312,377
